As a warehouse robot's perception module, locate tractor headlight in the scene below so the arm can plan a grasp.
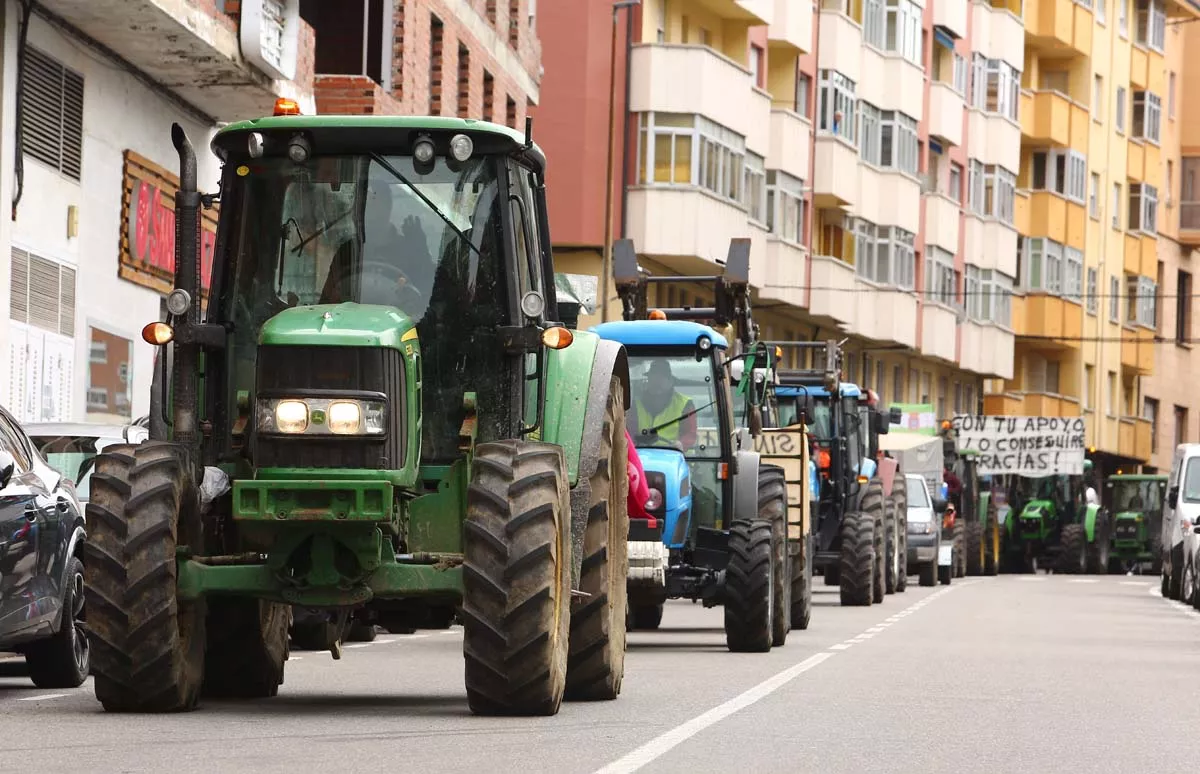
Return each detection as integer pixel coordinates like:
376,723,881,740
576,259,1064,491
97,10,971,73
257,397,387,436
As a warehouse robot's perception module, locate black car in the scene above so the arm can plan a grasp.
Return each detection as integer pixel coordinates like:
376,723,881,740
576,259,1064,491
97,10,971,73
0,407,88,688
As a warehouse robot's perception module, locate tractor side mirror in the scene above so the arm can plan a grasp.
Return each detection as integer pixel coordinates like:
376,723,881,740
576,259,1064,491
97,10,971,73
0,451,15,490
932,497,948,513
1169,486,1179,509
888,406,903,424
556,300,581,330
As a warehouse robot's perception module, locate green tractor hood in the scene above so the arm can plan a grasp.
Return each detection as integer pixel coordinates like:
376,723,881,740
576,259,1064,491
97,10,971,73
259,303,417,350
1020,500,1052,520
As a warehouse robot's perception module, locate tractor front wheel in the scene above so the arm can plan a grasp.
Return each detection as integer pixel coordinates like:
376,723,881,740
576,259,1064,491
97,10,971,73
965,521,984,576
790,532,813,631
724,519,774,653
860,482,887,603
463,441,573,716
203,598,289,698
84,442,207,712
1059,524,1087,574
1086,512,1111,575
839,511,875,607
565,378,629,701
891,476,908,593
758,465,791,647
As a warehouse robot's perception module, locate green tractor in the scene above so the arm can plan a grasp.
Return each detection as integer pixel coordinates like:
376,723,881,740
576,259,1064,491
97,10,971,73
937,425,1000,576
1104,474,1167,574
1002,461,1110,574
83,115,633,716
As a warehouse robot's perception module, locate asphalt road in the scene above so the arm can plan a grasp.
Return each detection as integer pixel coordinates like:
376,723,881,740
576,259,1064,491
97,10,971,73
1,575,1197,773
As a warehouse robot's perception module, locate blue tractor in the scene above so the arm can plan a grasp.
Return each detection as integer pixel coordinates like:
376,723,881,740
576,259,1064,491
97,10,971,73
591,240,791,652
766,341,906,606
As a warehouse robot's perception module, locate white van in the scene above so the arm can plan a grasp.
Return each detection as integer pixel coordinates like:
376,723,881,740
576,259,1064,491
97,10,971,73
1162,443,1200,603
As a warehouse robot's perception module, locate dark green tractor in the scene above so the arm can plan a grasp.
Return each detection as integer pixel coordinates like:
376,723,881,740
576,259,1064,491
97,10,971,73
1002,463,1110,574
1104,474,1167,574
83,114,633,716
938,426,1000,576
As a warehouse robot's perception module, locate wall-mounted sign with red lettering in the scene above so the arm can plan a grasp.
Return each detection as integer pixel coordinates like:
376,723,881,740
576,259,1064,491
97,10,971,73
119,150,218,298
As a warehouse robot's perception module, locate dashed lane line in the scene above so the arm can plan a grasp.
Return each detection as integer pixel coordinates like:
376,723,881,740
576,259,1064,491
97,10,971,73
17,694,67,701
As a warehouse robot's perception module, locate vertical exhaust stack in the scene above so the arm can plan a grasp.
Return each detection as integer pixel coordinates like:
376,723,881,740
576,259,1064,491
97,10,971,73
171,123,201,451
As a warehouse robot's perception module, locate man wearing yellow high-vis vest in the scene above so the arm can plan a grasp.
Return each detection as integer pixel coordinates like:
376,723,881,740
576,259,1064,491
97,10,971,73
630,360,698,450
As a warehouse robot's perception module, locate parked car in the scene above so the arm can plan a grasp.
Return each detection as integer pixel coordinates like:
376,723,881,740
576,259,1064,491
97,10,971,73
1163,443,1200,604
25,419,149,505
906,473,950,587
0,406,89,687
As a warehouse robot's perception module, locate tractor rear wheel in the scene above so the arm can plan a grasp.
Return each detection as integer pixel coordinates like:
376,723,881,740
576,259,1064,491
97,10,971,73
919,561,936,587
839,511,875,607
462,441,573,716
565,378,629,702
860,482,887,603
203,598,289,698
891,475,908,593
1086,512,1111,575
724,519,773,653
629,603,663,630
790,532,813,630
83,442,207,712
938,563,953,585
824,566,840,586
965,521,984,576
954,520,967,578
758,465,790,647
1059,524,1087,574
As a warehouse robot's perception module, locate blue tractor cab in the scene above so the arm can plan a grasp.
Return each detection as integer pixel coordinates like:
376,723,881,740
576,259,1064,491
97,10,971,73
591,239,792,653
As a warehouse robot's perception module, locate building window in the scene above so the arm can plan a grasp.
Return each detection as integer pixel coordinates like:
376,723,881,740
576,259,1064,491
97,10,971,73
1086,267,1098,315
457,44,471,116
1021,237,1066,295
1093,74,1103,120
925,247,957,307
1031,149,1088,204
795,73,812,117
965,384,976,413
1136,0,1166,52
1119,0,1129,34
9,248,75,336
885,0,923,63
953,53,968,95
19,47,84,180
860,103,881,164
1109,275,1120,321
1108,371,1118,415
1097,0,1107,22
637,113,752,208
1127,275,1158,327
1089,172,1101,219
859,105,918,175
966,266,1014,325
856,221,916,289
750,44,765,88
429,15,445,114
1145,397,1159,452
1084,365,1094,409
1178,270,1193,343
968,161,1016,223
505,95,517,129
1112,182,1123,229
745,153,767,224
949,163,963,203
818,70,857,143
508,0,521,48
766,171,806,244
1184,157,1200,229
980,56,1020,121
1065,249,1084,302
1129,183,1158,233
863,0,885,48
482,71,495,121
1169,71,1177,119
1175,405,1188,446
1115,86,1127,134
937,376,948,418
1133,91,1162,144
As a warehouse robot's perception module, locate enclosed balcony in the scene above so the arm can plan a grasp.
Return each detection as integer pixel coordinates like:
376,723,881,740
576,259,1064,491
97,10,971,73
1120,326,1155,375
961,321,1015,379
812,136,859,208
933,0,969,39
768,0,813,52
971,2,1025,67
629,44,760,139
817,10,864,82
1014,294,1083,349
966,110,1021,170
1126,140,1162,186
807,254,858,327
928,82,965,148
858,167,921,233
1118,417,1153,462
625,188,764,269
760,238,809,308
1020,91,1089,151
920,303,959,363
1026,192,1087,250
924,194,961,253
853,280,918,348
1024,0,1093,57
768,108,812,181
1123,233,1159,277
983,391,1081,416
963,216,1019,277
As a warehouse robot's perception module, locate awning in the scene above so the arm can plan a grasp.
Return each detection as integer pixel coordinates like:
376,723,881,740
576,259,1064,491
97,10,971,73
929,139,944,155
934,27,957,50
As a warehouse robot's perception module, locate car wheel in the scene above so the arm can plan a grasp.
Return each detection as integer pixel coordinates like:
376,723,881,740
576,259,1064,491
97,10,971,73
26,555,89,688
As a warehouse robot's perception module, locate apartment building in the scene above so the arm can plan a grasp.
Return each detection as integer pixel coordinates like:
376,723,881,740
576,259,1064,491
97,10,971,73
537,0,1015,417
979,0,1197,477
1,0,541,424
1142,20,1197,473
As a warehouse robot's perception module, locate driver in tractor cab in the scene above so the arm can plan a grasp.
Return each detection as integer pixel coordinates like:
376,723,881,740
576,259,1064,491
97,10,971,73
629,359,698,450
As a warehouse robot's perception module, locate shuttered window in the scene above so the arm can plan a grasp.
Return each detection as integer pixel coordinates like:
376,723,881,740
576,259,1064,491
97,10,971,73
10,248,75,337
21,47,84,180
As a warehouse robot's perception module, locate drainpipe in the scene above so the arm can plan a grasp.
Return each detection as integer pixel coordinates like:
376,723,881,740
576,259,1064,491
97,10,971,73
601,0,640,322
620,1,636,242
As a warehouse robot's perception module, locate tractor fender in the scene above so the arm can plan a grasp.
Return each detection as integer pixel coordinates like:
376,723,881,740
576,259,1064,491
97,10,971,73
1083,503,1103,542
732,449,761,523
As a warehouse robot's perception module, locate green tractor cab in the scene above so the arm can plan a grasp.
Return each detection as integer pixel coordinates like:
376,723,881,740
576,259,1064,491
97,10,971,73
83,114,633,716
1002,464,1109,574
1104,473,1167,573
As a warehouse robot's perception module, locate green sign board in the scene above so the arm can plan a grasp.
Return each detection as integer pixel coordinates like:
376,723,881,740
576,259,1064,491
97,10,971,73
889,403,937,435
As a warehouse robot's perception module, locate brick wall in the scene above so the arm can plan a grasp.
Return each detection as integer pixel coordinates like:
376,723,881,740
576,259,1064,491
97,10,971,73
314,75,403,116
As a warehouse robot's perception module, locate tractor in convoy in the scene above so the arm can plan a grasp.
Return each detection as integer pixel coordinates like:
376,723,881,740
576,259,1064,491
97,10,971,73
766,342,905,606
1104,473,1167,573
592,238,793,652
83,106,635,716
1001,461,1110,573
937,422,1001,576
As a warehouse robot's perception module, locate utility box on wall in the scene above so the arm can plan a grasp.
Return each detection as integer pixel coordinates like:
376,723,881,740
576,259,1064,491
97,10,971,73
241,0,302,81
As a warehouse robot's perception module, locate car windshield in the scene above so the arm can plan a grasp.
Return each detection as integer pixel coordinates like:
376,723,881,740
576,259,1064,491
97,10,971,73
29,434,122,501
1112,479,1163,513
907,478,931,509
1183,460,1200,503
627,352,722,459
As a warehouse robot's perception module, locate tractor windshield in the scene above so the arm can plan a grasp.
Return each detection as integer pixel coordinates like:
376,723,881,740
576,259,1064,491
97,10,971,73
627,353,722,459
1111,479,1163,513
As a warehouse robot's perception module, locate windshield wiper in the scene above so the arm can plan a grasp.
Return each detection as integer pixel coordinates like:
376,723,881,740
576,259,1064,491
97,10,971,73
368,152,479,256
641,399,717,437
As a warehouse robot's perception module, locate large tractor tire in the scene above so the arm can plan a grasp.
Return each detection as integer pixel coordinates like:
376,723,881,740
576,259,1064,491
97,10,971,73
758,465,791,647
824,566,840,586
462,441,573,716
984,500,1001,576
25,555,89,689
1086,512,1111,575
1058,524,1087,574
919,561,937,587
724,519,774,653
565,378,629,702
860,482,887,603
953,519,967,578
890,474,908,593
790,532,813,631
839,511,875,607
83,442,207,712
629,603,663,630
203,598,289,698
965,521,985,576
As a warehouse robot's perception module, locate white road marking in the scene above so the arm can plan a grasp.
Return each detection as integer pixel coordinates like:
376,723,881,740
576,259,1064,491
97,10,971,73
1017,577,1046,582
592,653,836,774
345,643,374,649
1120,581,1151,586
18,693,67,701
439,630,462,636
829,644,852,650
866,626,886,633
1068,579,1100,584
287,656,303,661
375,639,397,644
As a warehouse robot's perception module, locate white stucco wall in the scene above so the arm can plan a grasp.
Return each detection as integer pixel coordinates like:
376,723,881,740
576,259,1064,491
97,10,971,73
0,2,221,422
